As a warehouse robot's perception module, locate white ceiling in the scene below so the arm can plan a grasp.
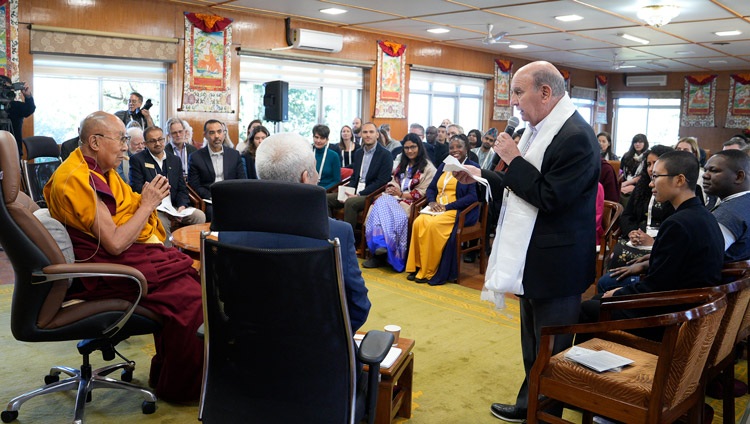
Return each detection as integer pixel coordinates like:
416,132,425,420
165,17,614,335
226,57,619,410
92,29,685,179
173,0,750,73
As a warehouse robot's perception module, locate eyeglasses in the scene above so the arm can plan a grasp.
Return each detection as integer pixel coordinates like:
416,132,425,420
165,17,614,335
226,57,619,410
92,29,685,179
147,137,166,144
403,145,418,151
95,133,130,147
651,173,679,181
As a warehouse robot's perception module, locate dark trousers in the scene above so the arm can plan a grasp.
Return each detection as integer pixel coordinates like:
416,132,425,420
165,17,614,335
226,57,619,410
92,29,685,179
515,294,581,411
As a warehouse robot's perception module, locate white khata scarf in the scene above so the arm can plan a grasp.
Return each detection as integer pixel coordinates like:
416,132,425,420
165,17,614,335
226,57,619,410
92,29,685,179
482,94,576,307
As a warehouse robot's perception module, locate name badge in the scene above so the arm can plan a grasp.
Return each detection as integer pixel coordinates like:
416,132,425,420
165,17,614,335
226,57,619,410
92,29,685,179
145,163,155,169
356,181,366,195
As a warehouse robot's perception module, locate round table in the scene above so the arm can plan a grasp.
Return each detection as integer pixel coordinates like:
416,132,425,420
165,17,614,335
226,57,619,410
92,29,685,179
170,222,213,258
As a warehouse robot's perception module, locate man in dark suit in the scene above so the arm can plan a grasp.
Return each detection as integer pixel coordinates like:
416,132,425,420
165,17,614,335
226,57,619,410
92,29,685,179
164,117,197,177
130,126,206,245
326,122,392,231
457,61,600,422
219,132,371,331
188,119,247,220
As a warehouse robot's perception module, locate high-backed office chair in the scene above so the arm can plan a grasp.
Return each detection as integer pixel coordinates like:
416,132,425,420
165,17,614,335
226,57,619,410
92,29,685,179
199,180,392,424
527,289,727,424
21,136,61,208
0,131,160,423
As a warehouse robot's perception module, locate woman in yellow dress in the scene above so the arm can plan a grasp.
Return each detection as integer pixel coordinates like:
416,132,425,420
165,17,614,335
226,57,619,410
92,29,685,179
406,134,478,285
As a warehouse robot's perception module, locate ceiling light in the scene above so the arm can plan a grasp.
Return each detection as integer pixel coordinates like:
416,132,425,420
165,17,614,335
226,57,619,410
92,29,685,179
508,44,528,49
715,30,741,37
619,65,636,69
637,4,680,27
619,33,650,45
675,51,694,55
555,15,583,22
320,7,347,15
427,28,450,34
709,60,728,64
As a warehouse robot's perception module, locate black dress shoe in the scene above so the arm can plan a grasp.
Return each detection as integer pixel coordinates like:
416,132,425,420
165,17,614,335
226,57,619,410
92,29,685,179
362,256,384,268
415,277,429,284
490,403,526,423
406,272,417,281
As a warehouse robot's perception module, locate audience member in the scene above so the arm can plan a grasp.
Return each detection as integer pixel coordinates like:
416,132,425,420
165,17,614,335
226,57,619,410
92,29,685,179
235,118,262,152
338,125,359,169
3,79,35,156
724,136,747,151
129,125,206,245
597,131,618,160
425,125,447,165
326,122,392,231
241,125,269,180
363,134,436,271
599,157,619,202
619,133,649,196
220,132,371,331
184,120,202,150
406,134,478,285
409,123,425,140
312,124,341,190
472,128,498,170
352,116,362,144
675,136,707,204
60,120,84,161
43,111,204,402
118,126,145,183
114,92,153,130
165,117,197,177
455,61,599,422
467,129,483,149
380,127,401,157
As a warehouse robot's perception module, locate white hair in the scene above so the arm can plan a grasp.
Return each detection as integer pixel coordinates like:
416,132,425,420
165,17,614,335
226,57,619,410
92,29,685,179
255,132,317,183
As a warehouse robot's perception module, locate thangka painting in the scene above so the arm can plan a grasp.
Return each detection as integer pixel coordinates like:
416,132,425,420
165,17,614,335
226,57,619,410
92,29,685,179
681,74,716,127
725,74,750,129
560,69,571,94
594,75,607,124
374,41,406,118
0,0,18,79
181,12,232,113
493,60,512,120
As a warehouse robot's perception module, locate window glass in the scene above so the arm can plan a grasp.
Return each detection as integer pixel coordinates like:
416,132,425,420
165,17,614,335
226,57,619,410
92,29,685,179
613,96,680,156
571,98,594,125
431,97,455,128
459,97,481,132
408,71,484,129
408,94,429,132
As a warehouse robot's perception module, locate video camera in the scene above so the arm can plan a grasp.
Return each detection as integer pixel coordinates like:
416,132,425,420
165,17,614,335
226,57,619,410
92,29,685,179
0,77,23,103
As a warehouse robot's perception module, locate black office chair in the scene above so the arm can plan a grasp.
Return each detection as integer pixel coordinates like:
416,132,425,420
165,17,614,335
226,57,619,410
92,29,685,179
21,136,61,208
0,131,160,423
198,180,393,424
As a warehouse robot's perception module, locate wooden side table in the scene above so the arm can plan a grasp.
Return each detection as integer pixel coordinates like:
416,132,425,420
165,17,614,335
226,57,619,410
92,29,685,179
170,222,212,259
364,337,415,424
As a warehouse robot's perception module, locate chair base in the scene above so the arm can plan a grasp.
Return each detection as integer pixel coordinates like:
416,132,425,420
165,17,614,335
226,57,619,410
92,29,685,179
1,359,157,423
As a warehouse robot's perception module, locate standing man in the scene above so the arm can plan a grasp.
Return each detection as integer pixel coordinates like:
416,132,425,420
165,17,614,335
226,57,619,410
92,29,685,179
164,117,197,177
326,122,392,231
456,61,600,422
130,126,206,245
115,92,154,130
188,119,246,220
5,79,35,155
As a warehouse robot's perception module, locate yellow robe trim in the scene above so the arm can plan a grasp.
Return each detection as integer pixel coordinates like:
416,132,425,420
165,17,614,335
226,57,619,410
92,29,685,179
43,148,166,243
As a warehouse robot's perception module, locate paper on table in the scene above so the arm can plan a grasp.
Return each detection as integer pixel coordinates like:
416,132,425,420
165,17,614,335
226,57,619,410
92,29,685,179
157,197,196,218
564,346,633,372
338,185,356,202
442,155,492,201
354,336,402,369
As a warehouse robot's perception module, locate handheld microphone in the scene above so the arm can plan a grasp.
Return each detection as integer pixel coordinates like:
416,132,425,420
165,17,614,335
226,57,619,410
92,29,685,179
504,116,520,137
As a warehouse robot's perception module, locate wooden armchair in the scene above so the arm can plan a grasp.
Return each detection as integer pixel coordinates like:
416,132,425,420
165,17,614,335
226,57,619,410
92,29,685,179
332,184,387,258
527,289,728,424
596,200,624,280
407,197,428,251
326,175,351,194
455,201,488,285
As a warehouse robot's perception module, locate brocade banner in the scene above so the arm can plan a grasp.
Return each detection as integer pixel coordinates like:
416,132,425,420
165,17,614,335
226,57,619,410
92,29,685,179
681,74,716,127
0,0,18,80
594,75,607,124
374,40,406,119
493,59,512,121
725,74,750,129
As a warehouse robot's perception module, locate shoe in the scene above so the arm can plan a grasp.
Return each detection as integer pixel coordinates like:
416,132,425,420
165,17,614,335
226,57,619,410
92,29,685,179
706,377,748,398
703,403,714,424
362,256,383,268
463,253,476,263
490,403,526,422
406,272,417,281
374,247,387,255
415,277,429,284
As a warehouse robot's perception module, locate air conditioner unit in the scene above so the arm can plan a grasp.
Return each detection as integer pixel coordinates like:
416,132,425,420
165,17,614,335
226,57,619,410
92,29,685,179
625,75,667,87
292,29,343,53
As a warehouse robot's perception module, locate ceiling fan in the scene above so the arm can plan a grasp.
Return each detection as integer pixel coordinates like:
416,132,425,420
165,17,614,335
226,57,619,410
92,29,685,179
611,53,626,70
482,24,510,45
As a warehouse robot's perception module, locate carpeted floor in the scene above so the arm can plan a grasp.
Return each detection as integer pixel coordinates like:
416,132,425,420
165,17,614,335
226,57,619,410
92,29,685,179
0,253,748,423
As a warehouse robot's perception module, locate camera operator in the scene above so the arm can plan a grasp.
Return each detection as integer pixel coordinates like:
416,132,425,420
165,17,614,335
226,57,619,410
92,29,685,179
0,77,36,157
115,91,154,129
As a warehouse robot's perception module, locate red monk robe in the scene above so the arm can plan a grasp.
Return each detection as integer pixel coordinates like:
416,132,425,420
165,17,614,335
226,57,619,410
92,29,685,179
44,149,203,403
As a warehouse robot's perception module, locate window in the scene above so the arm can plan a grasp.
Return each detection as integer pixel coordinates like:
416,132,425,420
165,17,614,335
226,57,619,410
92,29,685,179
570,86,597,126
32,55,167,144
238,55,362,141
408,70,485,131
611,92,681,156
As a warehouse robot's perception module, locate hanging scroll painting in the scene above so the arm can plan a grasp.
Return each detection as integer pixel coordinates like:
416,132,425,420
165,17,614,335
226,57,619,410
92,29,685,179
0,0,18,80
374,41,406,118
493,60,512,121
681,74,716,127
594,75,607,124
182,12,233,113
726,74,750,129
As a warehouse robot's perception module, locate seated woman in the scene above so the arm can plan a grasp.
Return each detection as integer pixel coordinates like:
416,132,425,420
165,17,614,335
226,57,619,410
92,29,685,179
241,125,269,179
619,133,649,196
363,134,437,271
338,125,359,169
313,124,341,190
405,134,478,285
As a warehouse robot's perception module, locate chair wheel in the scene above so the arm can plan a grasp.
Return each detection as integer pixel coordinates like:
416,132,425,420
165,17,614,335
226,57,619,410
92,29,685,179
44,374,59,385
1,410,18,423
121,369,133,382
142,401,156,414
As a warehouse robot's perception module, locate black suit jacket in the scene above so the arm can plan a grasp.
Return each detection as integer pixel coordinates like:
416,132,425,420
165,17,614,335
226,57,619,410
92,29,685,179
188,146,247,199
347,144,392,196
481,111,600,299
129,150,190,208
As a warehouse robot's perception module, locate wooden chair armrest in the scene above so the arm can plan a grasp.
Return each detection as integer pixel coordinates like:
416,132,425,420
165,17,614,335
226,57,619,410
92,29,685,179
456,201,480,230
187,183,206,212
364,184,387,209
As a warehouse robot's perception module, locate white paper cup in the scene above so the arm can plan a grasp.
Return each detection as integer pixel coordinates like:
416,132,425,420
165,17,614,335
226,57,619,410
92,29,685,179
384,324,401,346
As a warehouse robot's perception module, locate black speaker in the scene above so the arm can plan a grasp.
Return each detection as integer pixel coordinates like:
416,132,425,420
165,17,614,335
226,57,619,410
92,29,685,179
263,80,288,122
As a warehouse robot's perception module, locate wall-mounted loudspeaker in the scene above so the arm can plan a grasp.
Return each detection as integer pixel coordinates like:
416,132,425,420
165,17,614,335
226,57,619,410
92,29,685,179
263,80,288,122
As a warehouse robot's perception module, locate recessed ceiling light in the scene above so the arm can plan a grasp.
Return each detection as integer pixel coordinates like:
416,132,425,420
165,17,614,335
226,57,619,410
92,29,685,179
714,30,741,37
320,7,347,15
555,15,583,22
675,51,694,55
709,60,728,64
508,44,528,49
619,65,636,69
619,33,650,45
427,28,450,34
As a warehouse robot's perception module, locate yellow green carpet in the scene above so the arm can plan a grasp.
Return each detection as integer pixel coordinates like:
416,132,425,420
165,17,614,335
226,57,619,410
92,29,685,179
0,264,748,423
